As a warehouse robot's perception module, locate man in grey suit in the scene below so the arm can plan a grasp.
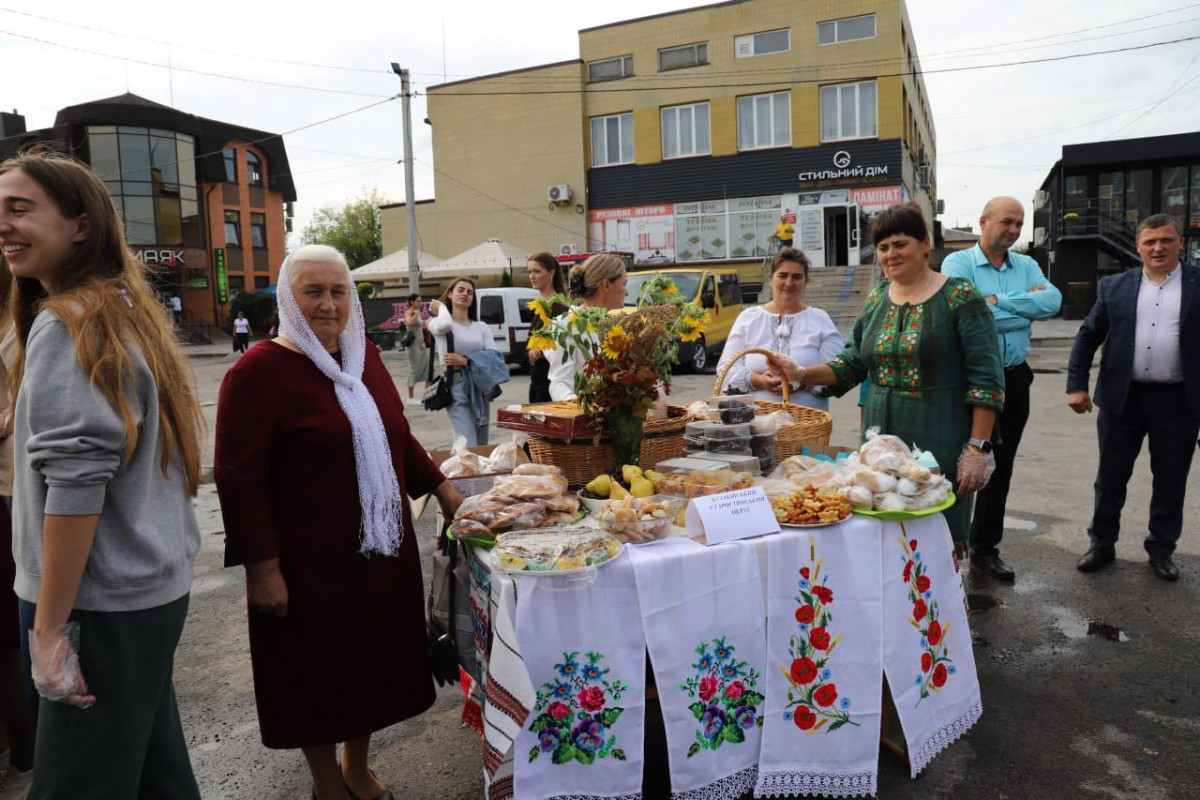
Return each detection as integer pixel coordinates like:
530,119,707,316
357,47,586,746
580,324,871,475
1067,213,1200,581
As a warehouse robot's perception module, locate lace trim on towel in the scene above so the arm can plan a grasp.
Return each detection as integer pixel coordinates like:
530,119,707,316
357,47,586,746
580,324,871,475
908,700,982,777
754,770,877,799
543,793,641,800
672,765,758,800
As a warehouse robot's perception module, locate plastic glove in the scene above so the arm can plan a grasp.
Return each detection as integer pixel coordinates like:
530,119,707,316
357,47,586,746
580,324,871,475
954,445,996,497
29,622,95,708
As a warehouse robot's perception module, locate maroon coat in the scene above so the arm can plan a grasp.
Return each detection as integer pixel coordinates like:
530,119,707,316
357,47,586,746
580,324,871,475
215,340,444,749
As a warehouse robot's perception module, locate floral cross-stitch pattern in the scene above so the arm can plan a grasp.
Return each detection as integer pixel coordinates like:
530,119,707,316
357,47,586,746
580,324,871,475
899,536,957,707
528,651,629,765
678,636,765,758
782,539,858,734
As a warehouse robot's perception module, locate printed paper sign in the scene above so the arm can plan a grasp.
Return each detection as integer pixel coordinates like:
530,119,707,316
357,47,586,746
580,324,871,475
684,486,781,545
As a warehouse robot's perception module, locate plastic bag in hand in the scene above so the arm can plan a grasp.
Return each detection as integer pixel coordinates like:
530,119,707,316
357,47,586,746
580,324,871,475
955,445,996,496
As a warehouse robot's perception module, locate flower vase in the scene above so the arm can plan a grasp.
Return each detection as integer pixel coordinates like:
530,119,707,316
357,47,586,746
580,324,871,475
605,407,644,468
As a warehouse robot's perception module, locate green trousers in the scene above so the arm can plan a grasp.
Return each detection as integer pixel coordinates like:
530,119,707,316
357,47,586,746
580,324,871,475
31,594,200,799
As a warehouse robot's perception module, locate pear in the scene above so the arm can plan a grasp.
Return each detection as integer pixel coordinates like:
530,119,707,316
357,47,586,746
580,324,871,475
610,481,630,500
643,469,665,483
585,473,612,498
630,477,656,498
621,464,644,485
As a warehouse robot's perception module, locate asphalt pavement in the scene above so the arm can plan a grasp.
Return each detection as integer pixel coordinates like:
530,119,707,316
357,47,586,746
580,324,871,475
178,324,1200,799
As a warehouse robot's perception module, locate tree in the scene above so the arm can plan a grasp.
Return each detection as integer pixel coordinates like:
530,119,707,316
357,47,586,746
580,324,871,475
300,189,388,269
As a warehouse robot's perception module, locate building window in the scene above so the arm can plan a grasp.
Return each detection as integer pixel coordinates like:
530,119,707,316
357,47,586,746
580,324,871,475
820,81,877,142
662,102,710,159
734,29,790,58
225,210,241,247
254,276,270,290
659,42,707,71
1160,166,1188,221
223,148,237,182
228,275,245,296
87,126,199,247
1190,166,1200,230
246,151,263,187
818,14,876,45
587,55,633,83
250,212,267,248
591,113,634,167
737,92,790,151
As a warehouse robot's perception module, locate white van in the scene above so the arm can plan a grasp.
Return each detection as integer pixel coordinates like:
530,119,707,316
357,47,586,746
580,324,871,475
476,287,540,367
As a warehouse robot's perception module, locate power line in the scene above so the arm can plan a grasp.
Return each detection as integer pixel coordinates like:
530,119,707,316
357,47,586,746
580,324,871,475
0,29,393,98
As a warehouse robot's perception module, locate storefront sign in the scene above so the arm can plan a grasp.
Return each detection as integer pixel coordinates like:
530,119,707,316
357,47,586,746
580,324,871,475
850,186,903,214
796,141,903,191
214,248,228,304
133,248,186,267
588,204,677,264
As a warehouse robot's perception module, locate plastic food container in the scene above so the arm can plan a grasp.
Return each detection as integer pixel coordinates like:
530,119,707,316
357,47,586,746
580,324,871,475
493,526,623,573
655,468,745,499
704,397,755,424
595,495,685,544
685,452,762,475
575,489,607,515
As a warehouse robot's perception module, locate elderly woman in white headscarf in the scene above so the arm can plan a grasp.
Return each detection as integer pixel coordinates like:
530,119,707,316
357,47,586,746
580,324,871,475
214,245,463,800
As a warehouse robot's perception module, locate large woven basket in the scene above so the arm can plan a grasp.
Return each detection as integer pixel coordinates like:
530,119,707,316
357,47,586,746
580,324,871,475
526,405,688,486
711,347,833,457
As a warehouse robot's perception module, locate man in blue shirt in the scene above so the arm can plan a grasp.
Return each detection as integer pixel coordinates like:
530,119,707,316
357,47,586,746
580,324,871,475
942,197,1062,580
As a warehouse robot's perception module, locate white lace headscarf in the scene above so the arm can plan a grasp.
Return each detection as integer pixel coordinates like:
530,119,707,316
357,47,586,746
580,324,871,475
276,244,403,557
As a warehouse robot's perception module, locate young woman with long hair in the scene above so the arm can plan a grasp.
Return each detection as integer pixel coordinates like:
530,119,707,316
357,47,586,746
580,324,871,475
525,252,567,402
0,152,204,797
426,277,497,445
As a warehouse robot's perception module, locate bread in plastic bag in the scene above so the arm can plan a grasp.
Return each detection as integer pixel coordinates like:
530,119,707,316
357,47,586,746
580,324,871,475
488,434,530,472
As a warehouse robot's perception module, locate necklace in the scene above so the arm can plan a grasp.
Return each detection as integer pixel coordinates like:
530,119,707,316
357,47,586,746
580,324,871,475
893,269,933,304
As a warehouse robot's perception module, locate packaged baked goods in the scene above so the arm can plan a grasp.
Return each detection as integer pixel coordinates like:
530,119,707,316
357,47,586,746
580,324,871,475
702,397,755,424
683,452,762,475
595,495,685,544
440,435,488,478
654,467,738,499
831,429,950,513
450,463,579,541
488,434,530,472
493,527,623,574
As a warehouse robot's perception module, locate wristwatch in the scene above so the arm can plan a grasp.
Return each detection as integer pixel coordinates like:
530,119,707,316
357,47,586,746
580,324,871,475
967,437,993,453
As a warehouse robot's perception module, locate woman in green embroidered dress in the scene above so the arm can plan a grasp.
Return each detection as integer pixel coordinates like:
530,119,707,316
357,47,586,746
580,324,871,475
792,203,1004,551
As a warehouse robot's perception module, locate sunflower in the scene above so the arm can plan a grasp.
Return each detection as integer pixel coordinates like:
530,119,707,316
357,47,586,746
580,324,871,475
527,334,557,352
601,324,628,359
528,298,551,326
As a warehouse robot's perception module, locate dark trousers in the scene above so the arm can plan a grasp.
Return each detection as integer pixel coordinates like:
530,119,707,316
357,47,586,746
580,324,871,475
1088,383,1199,556
28,595,200,799
969,362,1033,556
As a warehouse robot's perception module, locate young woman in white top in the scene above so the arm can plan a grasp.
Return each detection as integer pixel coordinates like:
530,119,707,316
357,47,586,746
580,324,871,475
427,277,497,445
546,254,628,402
716,248,844,410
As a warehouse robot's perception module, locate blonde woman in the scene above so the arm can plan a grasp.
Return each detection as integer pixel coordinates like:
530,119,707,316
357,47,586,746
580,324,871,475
0,152,203,797
545,253,628,402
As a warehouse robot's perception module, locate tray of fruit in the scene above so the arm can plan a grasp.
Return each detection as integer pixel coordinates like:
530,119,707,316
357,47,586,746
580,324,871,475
577,464,666,513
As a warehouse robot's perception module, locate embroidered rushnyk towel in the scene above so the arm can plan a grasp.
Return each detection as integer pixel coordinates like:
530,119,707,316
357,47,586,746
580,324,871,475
755,519,884,798
628,537,767,800
513,555,648,800
880,514,982,777
484,574,533,800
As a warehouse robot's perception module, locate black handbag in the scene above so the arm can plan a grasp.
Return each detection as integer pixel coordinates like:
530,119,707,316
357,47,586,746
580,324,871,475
400,328,416,348
421,330,455,411
427,527,478,687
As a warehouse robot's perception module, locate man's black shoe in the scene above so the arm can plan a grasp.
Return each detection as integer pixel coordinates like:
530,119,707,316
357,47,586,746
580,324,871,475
971,552,1015,581
1149,554,1180,582
1076,546,1116,572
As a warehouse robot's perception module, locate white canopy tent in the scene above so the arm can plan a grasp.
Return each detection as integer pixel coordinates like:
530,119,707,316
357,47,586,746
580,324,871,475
349,248,442,282
417,238,532,278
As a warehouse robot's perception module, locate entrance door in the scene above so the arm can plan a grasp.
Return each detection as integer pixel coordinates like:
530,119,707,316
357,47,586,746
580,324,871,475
847,204,861,266
822,206,851,266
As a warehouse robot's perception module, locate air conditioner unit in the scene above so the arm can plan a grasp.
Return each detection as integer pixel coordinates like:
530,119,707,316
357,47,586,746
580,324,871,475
559,243,579,256
917,166,931,189
1034,189,1049,207
1033,227,1047,247
547,184,572,203
917,147,928,166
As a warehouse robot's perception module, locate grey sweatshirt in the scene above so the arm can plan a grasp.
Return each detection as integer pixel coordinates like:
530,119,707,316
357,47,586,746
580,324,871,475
12,311,200,612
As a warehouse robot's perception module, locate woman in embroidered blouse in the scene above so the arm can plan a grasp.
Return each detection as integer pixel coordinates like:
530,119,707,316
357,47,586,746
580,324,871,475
427,277,497,446
716,248,844,410
793,203,1005,550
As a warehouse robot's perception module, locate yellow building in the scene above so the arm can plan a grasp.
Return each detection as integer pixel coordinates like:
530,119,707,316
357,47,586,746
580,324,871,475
382,0,936,281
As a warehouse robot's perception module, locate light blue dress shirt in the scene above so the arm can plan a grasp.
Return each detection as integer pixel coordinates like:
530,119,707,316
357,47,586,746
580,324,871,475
941,244,1062,367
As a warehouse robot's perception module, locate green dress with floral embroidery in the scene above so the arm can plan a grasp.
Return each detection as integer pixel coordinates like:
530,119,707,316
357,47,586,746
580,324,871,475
827,277,1005,547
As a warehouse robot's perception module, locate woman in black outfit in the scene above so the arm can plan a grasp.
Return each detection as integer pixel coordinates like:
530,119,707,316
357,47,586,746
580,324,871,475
526,252,567,402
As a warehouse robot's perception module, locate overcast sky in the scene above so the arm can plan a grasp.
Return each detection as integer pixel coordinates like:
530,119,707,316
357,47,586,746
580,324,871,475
2,0,1198,246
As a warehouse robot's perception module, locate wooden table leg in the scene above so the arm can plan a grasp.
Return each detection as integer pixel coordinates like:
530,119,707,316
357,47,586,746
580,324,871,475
879,677,910,769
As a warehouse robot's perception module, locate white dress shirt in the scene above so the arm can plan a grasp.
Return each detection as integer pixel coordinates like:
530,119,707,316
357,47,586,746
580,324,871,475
1132,264,1183,384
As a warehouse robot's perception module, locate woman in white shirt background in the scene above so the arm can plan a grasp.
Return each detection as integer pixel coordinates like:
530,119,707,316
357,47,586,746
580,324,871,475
716,248,844,410
546,254,628,402
427,277,497,445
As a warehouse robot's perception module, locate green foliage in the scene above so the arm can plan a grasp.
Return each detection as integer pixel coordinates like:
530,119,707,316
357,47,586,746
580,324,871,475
300,188,389,269
357,282,376,301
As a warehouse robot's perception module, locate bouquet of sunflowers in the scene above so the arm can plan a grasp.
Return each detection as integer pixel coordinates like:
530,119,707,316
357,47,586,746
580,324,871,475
527,273,710,418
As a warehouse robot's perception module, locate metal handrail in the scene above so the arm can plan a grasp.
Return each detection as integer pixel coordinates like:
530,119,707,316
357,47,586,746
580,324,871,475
1058,200,1139,259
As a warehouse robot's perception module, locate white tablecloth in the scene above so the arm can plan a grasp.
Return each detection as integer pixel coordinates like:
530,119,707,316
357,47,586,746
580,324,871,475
480,513,980,800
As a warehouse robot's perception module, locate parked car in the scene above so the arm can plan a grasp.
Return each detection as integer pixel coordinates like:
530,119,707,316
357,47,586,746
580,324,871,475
476,287,540,368
624,268,742,372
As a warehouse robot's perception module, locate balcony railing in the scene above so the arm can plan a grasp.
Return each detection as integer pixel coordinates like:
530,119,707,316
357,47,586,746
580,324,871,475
1057,200,1139,262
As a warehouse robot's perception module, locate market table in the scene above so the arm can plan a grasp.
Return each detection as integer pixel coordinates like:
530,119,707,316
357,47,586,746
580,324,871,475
471,513,981,800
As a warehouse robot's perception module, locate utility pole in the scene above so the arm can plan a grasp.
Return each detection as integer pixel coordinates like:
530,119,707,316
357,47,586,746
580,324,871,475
392,63,420,294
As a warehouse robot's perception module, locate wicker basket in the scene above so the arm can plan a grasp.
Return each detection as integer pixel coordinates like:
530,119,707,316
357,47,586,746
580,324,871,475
526,406,689,486
711,347,833,457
